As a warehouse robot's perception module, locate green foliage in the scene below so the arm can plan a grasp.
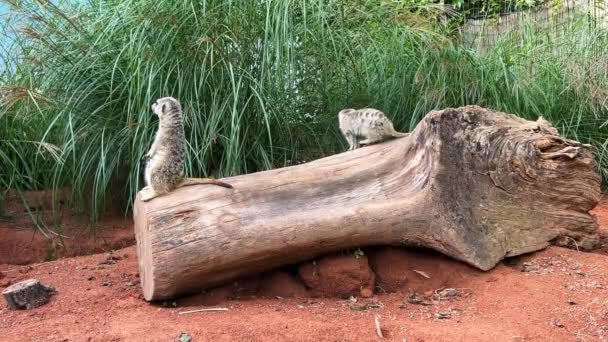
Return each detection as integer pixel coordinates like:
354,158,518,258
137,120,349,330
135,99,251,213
453,0,544,16
0,0,607,221
391,0,601,19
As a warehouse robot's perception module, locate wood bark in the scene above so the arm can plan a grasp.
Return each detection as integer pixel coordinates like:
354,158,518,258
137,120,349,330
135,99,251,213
133,105,601,301
3,279,54,310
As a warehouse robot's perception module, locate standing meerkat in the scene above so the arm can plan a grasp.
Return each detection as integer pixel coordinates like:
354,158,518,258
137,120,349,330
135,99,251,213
140,97,232,202
338,108,409,150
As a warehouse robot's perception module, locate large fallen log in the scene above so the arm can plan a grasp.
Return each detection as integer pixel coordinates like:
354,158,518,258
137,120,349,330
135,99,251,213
133,105,601,301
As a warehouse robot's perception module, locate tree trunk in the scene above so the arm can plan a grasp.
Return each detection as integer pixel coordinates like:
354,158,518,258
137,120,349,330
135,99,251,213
133,105,601,301
3,279,54,310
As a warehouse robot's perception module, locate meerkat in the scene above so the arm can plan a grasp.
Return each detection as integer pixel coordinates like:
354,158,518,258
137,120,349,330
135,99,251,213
140,97,232,202
338,108,409,150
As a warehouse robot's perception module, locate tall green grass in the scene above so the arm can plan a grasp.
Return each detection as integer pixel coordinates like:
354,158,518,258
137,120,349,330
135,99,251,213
0,0,607,221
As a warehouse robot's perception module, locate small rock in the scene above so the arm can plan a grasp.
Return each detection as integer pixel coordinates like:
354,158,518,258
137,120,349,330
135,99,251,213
349,300,382,311
521,262,540,273
407,293,432,306
365,299,383,309
177,332,192,342
433,288,460,301
2,279,54,310
101,281,112,287
574,271,586,276
360,287,373,298
552,320,565,328
19,266,33,274
567,300,577,305
87,276,95,281
349,304,369,311
98,255,121,265
435,312,451,319
126,281,137,287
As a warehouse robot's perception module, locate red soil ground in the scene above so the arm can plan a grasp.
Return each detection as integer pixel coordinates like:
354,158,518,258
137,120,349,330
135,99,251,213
1,196,608,341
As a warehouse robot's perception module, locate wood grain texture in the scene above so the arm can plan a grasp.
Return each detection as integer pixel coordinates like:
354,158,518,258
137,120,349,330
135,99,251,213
133,105,601,301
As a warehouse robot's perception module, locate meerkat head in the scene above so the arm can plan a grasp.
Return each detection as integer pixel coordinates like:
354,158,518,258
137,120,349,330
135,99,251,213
151,97,182,122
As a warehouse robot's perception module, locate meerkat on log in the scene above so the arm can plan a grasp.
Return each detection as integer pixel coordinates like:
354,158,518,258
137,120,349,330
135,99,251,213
338,108,409,150
140,97,232,202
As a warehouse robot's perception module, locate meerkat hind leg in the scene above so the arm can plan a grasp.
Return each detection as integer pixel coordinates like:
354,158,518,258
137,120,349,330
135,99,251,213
351,136,360,150
343,133,355,150
180,177,233,189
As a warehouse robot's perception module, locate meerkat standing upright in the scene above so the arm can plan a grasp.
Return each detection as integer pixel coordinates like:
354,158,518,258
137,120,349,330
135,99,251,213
338,108,409,150
140,97,232,202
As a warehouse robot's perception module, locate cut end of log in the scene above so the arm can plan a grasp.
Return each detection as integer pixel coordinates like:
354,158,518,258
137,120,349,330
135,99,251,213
133,193,155,301
2,279,55,310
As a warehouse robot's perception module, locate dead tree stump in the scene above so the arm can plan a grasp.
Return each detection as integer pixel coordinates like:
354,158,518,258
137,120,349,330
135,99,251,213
133,105,601,301
3,279,54,310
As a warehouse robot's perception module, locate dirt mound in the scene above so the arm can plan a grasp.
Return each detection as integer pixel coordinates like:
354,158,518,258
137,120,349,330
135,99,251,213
298,254,375,298
259,271,308,298
367,247,480,294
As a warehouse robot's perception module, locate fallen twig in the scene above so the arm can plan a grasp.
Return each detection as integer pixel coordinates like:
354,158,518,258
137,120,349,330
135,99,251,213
374,314,384,339
178,307,229,315
412,269,430,279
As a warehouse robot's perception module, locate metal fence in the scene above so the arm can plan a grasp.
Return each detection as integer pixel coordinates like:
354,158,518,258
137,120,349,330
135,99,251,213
458,0,607,51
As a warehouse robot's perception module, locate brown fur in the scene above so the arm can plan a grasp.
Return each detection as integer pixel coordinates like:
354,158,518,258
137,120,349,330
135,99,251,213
338,108,409,150
141,97,232,202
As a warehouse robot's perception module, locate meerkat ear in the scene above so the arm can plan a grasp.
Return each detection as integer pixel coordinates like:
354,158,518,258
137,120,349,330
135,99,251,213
161,103,167,113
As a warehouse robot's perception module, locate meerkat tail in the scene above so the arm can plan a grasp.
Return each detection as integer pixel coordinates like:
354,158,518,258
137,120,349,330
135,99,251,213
180,177,233,189
392,131,410,138
140,188,160,202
